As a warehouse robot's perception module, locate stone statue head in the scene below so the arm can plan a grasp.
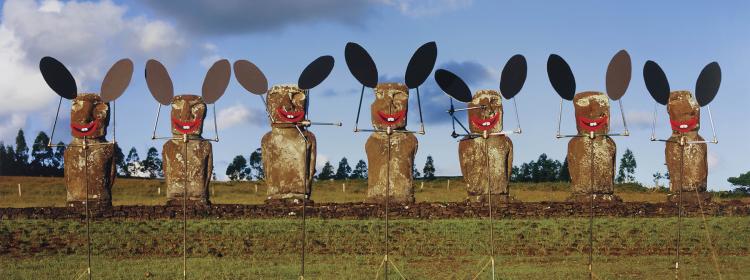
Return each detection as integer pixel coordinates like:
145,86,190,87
371,83,409,130
573,91,610,135
468,90,503,134
39,57,134,140
267,85,307,125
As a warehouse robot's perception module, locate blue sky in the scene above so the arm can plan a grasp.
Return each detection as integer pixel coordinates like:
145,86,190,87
0,0,748,190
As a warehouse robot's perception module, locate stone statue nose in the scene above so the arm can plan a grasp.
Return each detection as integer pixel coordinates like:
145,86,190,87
180,105,191,120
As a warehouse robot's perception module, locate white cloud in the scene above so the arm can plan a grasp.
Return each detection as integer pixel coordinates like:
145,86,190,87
0,113,27,142
316,154,330,171
625,110,656,130
216,104,266,130
708,151,719,170
378,0,472,17
0,0,187,141
199,43,220,68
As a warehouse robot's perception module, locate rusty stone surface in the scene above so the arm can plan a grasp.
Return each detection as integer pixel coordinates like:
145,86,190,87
458,90,513,198
568,92,617,196
366,83,416,203
665,91,708,195
2,201,748,220
262,85,316,200
163,95,213,205
64,94,115,207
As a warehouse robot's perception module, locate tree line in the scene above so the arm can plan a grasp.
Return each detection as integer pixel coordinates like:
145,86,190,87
0,129,164,178
225,153,438,182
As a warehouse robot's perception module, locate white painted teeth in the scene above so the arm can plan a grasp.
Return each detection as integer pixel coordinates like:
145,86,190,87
482,122,490,126
387,117,395,122
589,122,597,127
81,128,89,132
680,124,688,129
182,125,190,129
287,115,294,119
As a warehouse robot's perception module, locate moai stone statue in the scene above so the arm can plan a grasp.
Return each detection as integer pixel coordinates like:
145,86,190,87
546,50,632,202
233,56,335,203
434,55,527,203
643,61,722,204
344,42,437,204
145,59,231,206
39,57,133,208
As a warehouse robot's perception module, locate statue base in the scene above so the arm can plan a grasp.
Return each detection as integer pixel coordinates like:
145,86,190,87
67,200,112,211
365,195,415,205
667,192,712,204
566,193,623,203
466,194,517,204
166,198,211,207
265,195,314,206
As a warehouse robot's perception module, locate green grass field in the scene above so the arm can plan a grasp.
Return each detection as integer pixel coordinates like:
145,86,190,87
2,218,749,279
1,176,748,279
2,176,747,208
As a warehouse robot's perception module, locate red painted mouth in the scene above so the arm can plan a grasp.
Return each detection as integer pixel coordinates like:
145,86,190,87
172,116,202,134
276,107,305,123
670,116,698,133
377,110,406,125
577,116,608,132
70,120,100,137
470,113,500,131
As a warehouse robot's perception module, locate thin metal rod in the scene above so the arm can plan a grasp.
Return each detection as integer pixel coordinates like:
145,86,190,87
211,104,220,142
112,101,117,143
651,103,659,141
385,113,395,280
706,105,718,143
259,95,274,123
84,137,91,280
48,97,63,147
512,98,522,133
151,104,162,140
676,140,684,277
588,131,595,280
357,129,421,134
556,99,564,137
294,125,310,279
484,138,495,280
415,87,425,134
354,86,365,132
617,99,629,135
450,99,457,135
183,135,188,280
450,115,471,135
445,105,487,113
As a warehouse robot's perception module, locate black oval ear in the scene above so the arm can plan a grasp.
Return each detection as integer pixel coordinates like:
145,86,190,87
695,62,721,107
344,42,378,88
643,60,670,105
435,69,472,103
233,60,268,95
405,41,437,89
546,54,575,101
145,59,174,105
499,54,527,99
298,55,335,90
39,57,77,100
101,58,134,102
605,50,631,101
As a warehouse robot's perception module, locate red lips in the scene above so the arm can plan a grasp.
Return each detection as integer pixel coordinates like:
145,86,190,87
470,113,500,131
377,110,406,125
276,107,305,123
670,116,698,133
577,115,608,132
70,120,100,137
172,116,202,134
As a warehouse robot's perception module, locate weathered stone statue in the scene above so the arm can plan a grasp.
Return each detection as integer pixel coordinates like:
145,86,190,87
434,55,527,203
232,56,334,203
344,42,437,204
145,59,231,206
644,61,722,204
261,85,317,201
546,51,632,202
39,57,133,208
458,90,514,202
365,83,419,203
